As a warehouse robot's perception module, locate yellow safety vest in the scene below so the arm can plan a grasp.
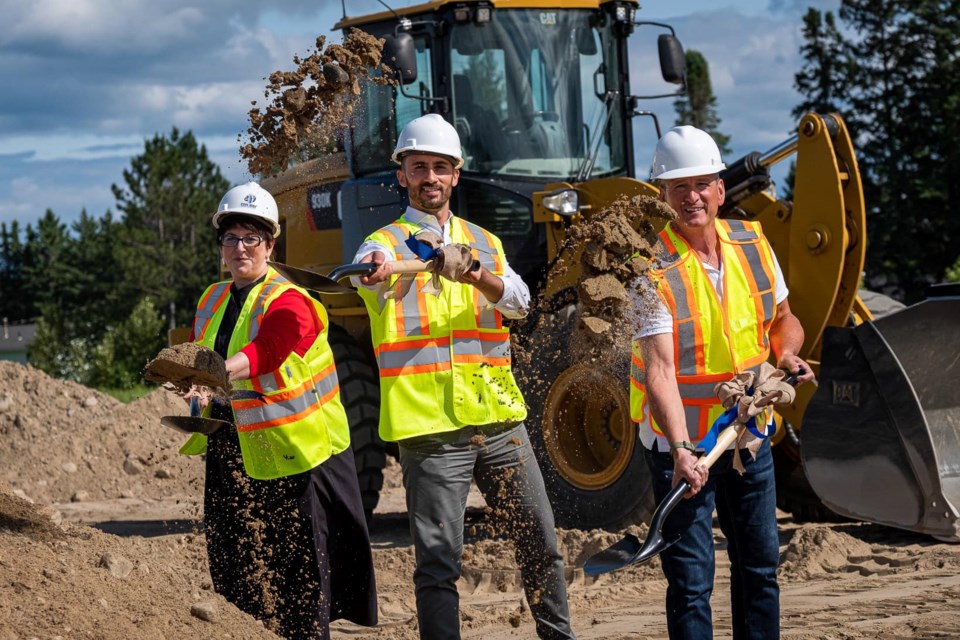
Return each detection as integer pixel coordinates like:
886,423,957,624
357,215,527,442
630,219,778,442
179,267,350,479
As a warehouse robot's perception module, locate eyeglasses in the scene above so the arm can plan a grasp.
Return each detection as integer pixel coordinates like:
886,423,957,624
219,234,264,248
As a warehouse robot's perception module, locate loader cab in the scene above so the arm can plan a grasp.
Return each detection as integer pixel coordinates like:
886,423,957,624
338,1,641,285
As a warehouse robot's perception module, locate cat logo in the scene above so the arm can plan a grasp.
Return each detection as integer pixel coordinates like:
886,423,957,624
831,381,860,407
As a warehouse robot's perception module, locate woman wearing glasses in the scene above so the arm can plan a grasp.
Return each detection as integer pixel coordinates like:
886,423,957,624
181,182,377,639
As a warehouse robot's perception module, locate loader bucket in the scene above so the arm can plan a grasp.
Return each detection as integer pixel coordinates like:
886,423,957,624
801,285,960,541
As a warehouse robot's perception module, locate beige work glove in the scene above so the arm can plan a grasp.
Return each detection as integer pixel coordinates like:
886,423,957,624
413,228,443,250
436,244,477,281
714,362,797,472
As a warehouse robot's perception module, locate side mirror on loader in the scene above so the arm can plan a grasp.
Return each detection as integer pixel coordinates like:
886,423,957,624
382,33,417,85
658,34,686,85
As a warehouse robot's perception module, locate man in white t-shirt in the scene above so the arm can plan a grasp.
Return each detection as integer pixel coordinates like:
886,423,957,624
631,126,814,640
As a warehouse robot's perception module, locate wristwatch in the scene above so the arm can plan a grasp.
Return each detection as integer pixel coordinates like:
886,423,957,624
669,440,697,452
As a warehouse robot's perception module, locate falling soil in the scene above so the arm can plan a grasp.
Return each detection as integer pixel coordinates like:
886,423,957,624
241,29,394,176
143,342,229,393
512,194,675,420
562,193,675,361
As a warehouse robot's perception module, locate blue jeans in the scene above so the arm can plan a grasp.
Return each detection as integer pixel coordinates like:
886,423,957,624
645,441,780,640
399,422,575,640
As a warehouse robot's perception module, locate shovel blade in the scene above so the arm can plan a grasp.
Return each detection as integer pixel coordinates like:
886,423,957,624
269,261,357,294
583,534,643,576
160,415,228,435
583,530,682,576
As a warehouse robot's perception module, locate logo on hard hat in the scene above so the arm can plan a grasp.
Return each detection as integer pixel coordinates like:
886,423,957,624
242,194,257,207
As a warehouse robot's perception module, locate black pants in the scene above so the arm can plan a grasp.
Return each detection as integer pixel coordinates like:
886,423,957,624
204,426,378,639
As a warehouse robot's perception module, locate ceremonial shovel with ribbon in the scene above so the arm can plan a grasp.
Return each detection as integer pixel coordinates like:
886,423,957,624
268,229,479,296
583,364,800,576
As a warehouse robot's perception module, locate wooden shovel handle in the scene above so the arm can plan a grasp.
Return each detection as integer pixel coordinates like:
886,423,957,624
389,259,435,274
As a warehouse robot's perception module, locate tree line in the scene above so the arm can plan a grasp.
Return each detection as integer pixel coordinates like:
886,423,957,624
793,0,960,300
0,128,229,388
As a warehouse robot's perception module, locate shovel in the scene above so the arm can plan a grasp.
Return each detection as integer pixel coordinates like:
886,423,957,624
160,396,230,436
583,372,800,576
269,259,436,294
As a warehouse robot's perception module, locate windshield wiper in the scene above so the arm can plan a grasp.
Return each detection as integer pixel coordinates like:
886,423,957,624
576,90,618,182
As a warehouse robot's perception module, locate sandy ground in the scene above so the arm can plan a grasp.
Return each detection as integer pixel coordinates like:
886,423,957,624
2,360,959,639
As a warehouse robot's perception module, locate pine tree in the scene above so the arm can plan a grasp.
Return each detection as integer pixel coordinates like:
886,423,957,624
112,128,230,330
673,50,731,156
792,0,960,300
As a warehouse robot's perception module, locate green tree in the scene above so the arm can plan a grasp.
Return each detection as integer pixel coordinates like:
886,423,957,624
88,296,166,389
792,0,960,301
21,209,125,381
0,221,35,322
673,50,731,156
112,128,230,330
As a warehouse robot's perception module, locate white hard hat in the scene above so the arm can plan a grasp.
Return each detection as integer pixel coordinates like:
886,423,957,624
212,182,280,237
650,125,726,180
392,113,464,168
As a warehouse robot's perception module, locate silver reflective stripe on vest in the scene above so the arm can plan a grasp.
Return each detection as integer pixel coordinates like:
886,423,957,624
631,358,645,386
381,225,428,337
233,366,339,431
248,277,285,340
724,219,760,241
482,335,511,360
315,366,339,399
725,220,775,330
452,334,481,358
233,385,320,428
460,219,500,272
193,282,230,339
676,379,722,400
378,341,452,372
660,265,698,375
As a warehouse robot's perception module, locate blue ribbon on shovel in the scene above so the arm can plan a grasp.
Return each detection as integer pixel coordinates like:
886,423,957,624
405,234,440,261
698,385,773,455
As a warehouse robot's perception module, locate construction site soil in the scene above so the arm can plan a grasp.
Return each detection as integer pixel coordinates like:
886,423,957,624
2,359,959,639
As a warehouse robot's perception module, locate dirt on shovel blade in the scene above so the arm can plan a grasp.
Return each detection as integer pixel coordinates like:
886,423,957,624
143,343,229,392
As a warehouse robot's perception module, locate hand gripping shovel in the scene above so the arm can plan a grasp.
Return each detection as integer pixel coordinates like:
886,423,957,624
583,372,800,576
268,259,436,294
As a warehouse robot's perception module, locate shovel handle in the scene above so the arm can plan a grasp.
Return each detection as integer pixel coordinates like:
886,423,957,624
390,259,435,274
327,259,434,281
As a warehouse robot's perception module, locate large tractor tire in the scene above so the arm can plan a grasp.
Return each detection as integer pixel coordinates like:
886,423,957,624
516,304,654,531
328,324,385,523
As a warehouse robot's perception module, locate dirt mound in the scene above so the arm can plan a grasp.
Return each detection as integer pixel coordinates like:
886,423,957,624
779,524,875,579
0,480,279,639
0,361,200,507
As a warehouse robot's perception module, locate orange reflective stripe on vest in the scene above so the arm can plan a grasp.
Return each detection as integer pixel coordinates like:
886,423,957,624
192,282,231,343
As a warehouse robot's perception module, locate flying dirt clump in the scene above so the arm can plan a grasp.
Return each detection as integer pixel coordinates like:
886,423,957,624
143,342,229,393
241,29,395,176
562,193,675,361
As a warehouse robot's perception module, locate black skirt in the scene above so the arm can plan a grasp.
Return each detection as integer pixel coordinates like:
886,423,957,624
203,423,378,640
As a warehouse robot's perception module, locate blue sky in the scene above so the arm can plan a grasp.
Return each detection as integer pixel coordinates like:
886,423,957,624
0,0,839,229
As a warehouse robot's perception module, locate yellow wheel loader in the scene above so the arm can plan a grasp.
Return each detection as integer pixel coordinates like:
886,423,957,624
263,0,960,540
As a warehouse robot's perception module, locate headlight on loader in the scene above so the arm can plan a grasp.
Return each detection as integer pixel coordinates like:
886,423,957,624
542,189,580,216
